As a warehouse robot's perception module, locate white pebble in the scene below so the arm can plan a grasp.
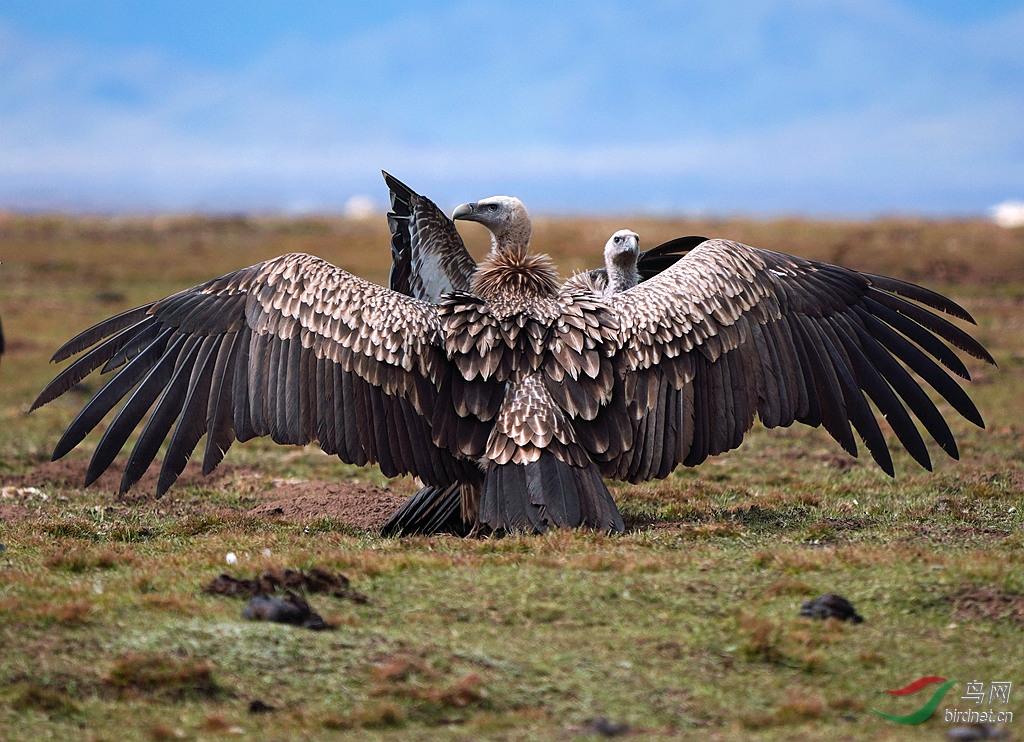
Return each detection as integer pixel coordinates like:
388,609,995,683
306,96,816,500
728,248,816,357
225,552,238,565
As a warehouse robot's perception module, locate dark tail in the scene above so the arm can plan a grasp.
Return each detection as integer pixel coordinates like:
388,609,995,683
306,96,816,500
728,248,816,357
479,452,624,534
380,482,471,537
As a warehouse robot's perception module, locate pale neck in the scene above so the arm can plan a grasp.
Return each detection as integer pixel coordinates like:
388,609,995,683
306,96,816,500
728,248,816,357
608,263,640,293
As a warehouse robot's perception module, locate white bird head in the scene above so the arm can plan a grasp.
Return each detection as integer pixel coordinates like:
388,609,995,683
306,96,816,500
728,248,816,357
453,196,531,250
604,229,640,268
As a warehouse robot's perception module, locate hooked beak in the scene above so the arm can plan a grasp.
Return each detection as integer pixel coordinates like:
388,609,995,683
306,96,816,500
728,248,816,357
452,202,477,221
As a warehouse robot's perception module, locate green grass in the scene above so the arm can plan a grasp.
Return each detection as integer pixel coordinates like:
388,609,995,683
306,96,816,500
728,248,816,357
1,215,1023,740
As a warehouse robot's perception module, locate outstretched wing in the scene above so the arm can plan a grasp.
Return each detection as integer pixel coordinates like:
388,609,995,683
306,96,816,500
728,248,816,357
384,171,476,302
32,252,477,495
603,239,994,481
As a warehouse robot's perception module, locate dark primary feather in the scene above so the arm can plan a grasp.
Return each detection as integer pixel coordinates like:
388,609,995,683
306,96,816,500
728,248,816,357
860,272,975,323
637,235,708,278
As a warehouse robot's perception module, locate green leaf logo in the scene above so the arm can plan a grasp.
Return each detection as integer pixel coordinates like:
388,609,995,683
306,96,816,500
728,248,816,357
872,676,957,725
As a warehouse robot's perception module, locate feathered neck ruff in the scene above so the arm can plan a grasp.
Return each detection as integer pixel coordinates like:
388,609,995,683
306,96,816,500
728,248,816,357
471,248,561,299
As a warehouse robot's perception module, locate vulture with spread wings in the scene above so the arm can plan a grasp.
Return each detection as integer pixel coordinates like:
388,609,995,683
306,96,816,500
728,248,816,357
33,176,995,535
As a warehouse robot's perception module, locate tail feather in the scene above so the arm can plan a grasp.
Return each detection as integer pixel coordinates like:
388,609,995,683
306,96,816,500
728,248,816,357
480,452,624,534
481,463,545,533
380,482,469,537
527,454,580,527
575,463,624,532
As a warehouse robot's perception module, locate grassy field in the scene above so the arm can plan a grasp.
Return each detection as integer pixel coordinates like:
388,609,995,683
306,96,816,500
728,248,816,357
1,213,1023,741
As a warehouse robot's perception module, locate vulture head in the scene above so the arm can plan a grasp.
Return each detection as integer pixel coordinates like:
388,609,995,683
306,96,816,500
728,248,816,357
604,230,640,269
603,229,641,294
453,196,532,254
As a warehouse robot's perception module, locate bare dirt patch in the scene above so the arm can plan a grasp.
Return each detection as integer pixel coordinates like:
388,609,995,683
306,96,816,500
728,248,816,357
950,586,1024,627
1,459,411,531
0,502,33,522
2,458,236,497
250,481,409,531
203,567,368,603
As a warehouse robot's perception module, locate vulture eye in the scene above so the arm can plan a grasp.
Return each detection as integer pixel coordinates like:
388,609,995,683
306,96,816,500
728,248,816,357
488,203,499,212
613,236,622,244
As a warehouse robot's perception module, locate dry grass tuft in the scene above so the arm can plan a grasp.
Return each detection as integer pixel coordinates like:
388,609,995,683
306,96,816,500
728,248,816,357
774,688,828,723
105,652,223,700
371,654,437,684
148,722,187,741
737,612,827,671
349,700,407,729
367,654,488,719
141,592,203,615
44,546,135,572
741,688,827,728
201,713,243,734
764,577,815,597
420,673,487,708
10,683,82,717
23,598,97,627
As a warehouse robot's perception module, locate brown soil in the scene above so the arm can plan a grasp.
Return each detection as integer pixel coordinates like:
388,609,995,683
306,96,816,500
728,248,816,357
0,503,32,522
250,481,408,531
0,457,246,497
950,586,1024,627
1,458,411,532
203,567,368,603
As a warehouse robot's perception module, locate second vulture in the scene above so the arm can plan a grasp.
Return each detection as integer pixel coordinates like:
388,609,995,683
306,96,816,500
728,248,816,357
32,176,995,534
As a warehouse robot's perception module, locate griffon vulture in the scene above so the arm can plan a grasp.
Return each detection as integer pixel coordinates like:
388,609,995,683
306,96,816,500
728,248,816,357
32,179,995,534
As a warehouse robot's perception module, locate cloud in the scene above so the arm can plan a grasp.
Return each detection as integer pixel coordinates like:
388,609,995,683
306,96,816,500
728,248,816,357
991,200,1024,228
0,1,1022,214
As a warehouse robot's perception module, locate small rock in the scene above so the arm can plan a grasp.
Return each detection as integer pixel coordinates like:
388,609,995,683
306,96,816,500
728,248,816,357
947,724,1008,741
248,699,276,714
225,552,238,565
799,594,864,623
242,592,329,630
579,717,629,737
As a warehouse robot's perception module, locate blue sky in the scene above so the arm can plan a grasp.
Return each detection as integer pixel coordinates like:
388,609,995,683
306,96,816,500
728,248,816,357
1,1,1022,217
